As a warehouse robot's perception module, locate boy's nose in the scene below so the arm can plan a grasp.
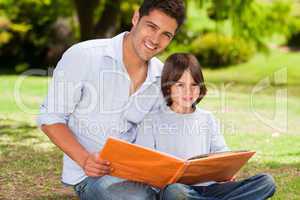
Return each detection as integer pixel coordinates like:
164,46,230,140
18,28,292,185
185,87,193,96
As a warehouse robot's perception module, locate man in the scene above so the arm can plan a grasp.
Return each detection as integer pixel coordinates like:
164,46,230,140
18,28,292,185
37,0,185,199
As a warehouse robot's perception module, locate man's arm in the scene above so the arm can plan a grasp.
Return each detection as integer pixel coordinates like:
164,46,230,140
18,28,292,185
41,123,112,177
38,46,111,177
41,123,88,167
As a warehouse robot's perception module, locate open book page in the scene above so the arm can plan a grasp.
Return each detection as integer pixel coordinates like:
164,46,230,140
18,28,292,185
187,150,251,160
177,151,256,185
99,137,185,188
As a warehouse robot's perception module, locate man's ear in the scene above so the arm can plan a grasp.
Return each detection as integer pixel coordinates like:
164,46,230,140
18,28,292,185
132,10,140,27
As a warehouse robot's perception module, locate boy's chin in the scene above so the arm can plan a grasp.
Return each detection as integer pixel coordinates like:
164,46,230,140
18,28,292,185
180,105,194,110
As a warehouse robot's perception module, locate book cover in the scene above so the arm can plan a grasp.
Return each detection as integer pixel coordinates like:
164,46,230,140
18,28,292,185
98,137,255,188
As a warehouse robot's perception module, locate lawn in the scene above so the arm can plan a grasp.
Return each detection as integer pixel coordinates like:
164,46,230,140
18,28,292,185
0,49,299,199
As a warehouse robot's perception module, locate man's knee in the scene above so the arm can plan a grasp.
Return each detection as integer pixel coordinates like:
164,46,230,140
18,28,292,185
84,176,124,199
161,183,190,200
88,176,157,200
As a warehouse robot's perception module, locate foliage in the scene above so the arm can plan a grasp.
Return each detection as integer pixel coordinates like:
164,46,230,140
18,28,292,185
287,18,300,48
190,32,256,68
0,0,74,69
194,0,294,51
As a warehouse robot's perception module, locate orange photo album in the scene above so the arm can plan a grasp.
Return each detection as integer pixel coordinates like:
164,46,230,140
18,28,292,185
98,137,255,189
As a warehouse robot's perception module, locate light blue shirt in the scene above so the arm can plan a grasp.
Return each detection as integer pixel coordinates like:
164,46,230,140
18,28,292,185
135,105,229,186
136,105,229,159
37,32,164,185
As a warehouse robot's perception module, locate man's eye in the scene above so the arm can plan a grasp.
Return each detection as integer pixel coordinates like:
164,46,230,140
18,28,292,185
164,33,172,40
148,24,156,30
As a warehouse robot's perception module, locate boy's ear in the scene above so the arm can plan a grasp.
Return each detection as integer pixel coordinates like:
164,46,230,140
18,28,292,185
132,10,140,26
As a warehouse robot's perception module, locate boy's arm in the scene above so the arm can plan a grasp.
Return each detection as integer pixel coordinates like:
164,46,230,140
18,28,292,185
208,113,230,153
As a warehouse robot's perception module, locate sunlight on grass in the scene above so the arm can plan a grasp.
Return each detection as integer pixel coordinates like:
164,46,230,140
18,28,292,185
0,49,300,199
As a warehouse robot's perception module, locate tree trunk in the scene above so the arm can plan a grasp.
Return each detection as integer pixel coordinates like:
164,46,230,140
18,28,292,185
73,0,99,41
94,0,122,38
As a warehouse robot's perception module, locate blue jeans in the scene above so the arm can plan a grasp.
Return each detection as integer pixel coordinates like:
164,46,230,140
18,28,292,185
159,173,276,200
73,175,157,200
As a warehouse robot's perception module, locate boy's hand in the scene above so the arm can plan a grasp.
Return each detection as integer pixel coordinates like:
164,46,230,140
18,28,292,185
229,175,237,182
82,153,113,177
219,175,237,184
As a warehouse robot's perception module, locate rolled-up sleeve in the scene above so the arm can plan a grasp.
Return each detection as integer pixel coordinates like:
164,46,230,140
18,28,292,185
37,45,89,127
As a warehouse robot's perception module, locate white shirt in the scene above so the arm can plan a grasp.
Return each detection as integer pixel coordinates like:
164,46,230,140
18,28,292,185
37,32,164,185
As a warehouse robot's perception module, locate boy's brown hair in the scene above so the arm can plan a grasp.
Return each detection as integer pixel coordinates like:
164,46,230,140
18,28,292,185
161,53,207,107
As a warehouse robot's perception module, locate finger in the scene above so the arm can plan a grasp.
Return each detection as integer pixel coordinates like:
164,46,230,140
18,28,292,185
97,159,110,166
86,171,102,177
86,162,103,170
86,156,109,167
86,161,111,171
86,165,111,175
85,168,109,177
99,165,111,171
84,166,102,175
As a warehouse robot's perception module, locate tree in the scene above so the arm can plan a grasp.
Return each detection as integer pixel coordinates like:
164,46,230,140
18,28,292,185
195,0,293,50
73,0,141,41
0,0,74,69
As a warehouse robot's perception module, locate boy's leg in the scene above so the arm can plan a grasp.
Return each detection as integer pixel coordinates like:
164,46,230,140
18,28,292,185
73,175,157,200
194,173,276,200
159,173,276,200
158,183,217,200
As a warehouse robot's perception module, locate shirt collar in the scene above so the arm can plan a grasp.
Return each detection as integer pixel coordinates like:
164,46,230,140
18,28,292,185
103,31,127,61
104,31,162,82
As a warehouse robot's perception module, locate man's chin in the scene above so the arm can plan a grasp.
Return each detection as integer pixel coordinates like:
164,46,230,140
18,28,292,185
141,50,161,61
140,54,155,62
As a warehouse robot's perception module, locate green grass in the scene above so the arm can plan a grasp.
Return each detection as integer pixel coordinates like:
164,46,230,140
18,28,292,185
0,49,300,199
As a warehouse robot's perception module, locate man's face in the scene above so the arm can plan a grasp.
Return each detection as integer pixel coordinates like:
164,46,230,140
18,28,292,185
130,9,178,61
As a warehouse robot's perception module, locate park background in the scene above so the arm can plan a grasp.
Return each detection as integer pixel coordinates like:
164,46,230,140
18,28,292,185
0,0,299,199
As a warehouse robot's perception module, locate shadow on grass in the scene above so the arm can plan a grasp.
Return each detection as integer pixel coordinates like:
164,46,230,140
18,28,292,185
0,141,78,199
0,119,299,199
0,119,38,141
1,143,299,199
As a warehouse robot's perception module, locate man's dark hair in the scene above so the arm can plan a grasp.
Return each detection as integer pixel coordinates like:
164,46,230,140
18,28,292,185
139,0,186,30
161,53,207,108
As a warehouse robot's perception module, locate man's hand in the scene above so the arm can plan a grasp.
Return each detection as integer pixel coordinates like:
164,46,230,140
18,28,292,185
83,153,113,177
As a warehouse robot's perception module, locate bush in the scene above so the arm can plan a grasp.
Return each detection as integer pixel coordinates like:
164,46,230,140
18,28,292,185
190,33,256,68
287,19,300,48
0,0,74,71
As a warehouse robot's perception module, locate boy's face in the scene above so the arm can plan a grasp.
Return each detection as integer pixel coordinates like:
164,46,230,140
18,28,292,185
130,9,178,61
170,70,200,110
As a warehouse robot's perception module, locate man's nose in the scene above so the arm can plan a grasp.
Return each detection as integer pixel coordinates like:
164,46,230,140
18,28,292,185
150,33,160,45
